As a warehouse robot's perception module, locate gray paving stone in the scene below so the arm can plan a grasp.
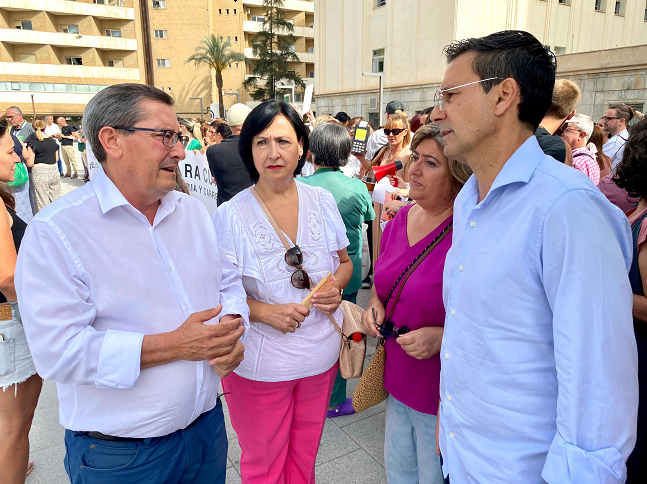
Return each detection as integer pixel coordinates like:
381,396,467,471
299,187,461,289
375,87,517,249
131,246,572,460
27,443,68,484
341,411,386,466
29,400,65,453
225,468,241,484
316,419,360,465
315,449,386,483
37,379,59,408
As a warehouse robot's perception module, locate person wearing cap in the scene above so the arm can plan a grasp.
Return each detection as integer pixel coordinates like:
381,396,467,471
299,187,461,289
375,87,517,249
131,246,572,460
207,103,254,206
365,100,405,162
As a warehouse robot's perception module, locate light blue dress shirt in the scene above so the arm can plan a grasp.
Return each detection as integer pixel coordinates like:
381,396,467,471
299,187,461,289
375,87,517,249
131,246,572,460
439,136,638,483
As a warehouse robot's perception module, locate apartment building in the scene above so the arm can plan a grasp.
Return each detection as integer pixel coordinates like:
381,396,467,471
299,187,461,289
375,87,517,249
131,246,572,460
147,0,316,116
315,0,647,125
0,0,146,117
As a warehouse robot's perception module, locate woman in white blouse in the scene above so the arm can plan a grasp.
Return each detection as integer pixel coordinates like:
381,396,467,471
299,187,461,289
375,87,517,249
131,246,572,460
214,101,352,483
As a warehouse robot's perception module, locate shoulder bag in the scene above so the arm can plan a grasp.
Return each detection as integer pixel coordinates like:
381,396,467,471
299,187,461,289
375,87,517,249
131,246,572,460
352,222,453,412
249,186,367,379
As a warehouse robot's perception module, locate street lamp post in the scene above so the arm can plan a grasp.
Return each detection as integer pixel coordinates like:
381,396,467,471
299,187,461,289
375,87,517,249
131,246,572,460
362,72,383,127
189,97,203,119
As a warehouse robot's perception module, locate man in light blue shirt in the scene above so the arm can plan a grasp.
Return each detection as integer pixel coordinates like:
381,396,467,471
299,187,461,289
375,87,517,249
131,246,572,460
431,31,638,483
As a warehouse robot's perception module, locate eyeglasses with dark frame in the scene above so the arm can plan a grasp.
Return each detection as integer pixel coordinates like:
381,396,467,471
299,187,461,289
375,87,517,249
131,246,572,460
601,116,621,122
433,77,502,110
285,246,311,289
114,126,189,148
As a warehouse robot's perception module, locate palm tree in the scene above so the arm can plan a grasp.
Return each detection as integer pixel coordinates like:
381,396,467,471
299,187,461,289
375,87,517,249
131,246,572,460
186,35,247,118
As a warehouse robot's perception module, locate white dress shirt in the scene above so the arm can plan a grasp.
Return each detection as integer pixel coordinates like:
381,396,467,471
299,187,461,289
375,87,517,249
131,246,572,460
214,183,349,382
603,128,629,169
16,166,249,438
365,128,387,161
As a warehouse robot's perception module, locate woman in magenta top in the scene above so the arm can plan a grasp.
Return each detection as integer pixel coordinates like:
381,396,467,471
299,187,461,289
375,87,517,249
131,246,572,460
362,124,472,484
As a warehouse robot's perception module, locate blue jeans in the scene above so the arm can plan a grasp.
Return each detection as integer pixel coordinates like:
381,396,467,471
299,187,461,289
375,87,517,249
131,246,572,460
64,400,228,484
385,394,443,484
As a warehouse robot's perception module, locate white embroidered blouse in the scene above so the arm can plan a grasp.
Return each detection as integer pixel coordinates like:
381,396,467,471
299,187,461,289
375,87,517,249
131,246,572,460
213,182,350,381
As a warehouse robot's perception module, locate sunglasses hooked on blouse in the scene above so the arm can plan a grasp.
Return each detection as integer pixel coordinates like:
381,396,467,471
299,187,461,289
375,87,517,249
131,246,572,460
285,246,311,289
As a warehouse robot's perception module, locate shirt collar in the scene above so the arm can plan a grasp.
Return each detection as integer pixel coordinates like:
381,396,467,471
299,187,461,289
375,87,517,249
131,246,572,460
312,167,338,174
611,129,629,142
92,165,180,223
458,135,545,207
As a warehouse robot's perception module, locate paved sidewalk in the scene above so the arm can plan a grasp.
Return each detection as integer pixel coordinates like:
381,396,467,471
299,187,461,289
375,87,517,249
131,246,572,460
26,255,387,484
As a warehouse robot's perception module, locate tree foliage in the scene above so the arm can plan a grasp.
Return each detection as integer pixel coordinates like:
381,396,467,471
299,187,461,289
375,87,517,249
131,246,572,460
243,0,306,101
186,34,247,117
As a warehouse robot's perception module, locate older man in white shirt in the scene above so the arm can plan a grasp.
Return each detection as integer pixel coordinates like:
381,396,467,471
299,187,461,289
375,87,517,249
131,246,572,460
44,115,63,176
16,84,248,484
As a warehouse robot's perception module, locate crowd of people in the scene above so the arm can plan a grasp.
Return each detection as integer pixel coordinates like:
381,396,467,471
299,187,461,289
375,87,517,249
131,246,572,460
1,29,647,484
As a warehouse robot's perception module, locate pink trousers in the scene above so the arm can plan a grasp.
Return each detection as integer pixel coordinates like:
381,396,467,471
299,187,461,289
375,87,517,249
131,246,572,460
222,363,338,484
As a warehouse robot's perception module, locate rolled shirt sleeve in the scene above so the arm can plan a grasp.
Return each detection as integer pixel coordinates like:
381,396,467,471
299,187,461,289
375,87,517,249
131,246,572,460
16,220,144,389
540,189,638,483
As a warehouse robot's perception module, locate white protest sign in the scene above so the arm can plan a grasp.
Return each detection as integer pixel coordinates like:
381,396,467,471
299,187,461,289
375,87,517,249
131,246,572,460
302,84,314,115
179,150,218,215
86,142,100,181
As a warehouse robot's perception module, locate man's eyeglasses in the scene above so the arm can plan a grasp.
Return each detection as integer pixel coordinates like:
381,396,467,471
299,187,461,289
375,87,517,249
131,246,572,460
285,246,311,289
384,128,406,136
433,77,502,110
114,127,189,148
601,116,621,122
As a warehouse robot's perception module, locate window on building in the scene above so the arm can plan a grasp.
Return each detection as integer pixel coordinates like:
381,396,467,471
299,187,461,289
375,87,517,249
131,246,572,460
234,9,237,14
14,21,32,30
644,1,647,21
156,59,170,68
152,0,166,9
309,71,315,78
615,0,625,15
95,0,124,5
18,53,37,63
235,62,239,68
372,48,384,73
308,47,314,53
218,9,222,14
234,36,238,42
295,92,304,102
65,57,83,65
251,16,265,22
226,9,229,14
554,46,566,55
377,0,386,7
289,45,296,52
105,29,122,37
558,0,571,5
62,25,79,34
595,0,605,11
154,30,168,39
107,59,124,67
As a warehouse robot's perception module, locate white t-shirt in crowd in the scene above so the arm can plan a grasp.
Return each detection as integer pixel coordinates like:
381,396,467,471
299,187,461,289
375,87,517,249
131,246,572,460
300,161,315,177
214,182,350,382
365,128,388,161
602,129,629,170
341,155,362,179
44,123,61,144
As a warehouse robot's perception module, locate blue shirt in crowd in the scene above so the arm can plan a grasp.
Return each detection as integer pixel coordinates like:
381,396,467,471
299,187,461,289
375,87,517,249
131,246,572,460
439,136,638,483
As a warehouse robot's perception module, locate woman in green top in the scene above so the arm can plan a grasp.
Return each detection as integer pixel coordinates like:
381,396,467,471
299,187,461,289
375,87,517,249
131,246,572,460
179,118,204,151
299,122,375,417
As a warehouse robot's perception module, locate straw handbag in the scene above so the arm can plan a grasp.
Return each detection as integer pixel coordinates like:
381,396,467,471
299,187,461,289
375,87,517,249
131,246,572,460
249,187,367,380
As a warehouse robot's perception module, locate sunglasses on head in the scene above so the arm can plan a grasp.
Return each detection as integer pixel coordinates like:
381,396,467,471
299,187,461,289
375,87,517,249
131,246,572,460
373,308,409,338
285,246,311,289
384,128,406,136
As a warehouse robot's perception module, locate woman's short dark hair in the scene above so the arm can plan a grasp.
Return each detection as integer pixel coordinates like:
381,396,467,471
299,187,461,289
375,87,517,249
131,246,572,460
309,124,351,169
443,30,556,131
239,101,309,183
613,119,647,199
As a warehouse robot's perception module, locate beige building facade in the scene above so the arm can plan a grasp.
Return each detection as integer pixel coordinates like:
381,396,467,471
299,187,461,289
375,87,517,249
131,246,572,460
315,0,647,124
0,0,146,117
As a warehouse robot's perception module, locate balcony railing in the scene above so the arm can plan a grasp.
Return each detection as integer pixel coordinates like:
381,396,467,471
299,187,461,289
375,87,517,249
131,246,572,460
242,21,314,38
0,61,141,81
0,0,135,20
244,47,314,63
241,0,314,13
0,28,137,51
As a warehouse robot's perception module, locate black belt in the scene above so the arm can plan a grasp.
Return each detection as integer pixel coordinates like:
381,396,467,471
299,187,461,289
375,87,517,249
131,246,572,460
85,413,203,443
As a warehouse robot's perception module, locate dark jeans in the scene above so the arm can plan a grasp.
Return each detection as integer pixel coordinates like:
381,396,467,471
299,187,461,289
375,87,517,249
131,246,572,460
64,400,228,484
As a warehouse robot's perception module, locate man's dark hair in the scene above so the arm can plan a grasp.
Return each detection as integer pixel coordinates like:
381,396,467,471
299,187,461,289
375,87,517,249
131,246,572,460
443,30,556,131
613,118,647,199
334,112,351,125
238,101,309,183
84,83,174,163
